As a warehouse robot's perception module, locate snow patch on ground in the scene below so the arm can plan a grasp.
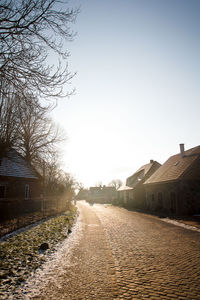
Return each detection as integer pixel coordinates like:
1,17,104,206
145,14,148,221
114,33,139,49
161,218,200,233
14,211,83,299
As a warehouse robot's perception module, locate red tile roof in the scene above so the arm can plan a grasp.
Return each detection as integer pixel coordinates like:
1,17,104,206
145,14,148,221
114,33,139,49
144,145,200,185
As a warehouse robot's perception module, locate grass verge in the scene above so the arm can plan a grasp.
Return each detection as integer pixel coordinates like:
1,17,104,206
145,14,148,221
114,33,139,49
0,205,77,298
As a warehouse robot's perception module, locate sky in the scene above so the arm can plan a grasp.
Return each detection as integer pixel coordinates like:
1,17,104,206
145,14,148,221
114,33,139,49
52,0,200,188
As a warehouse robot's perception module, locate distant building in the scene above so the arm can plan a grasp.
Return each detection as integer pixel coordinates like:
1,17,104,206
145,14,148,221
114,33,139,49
102,186,117,203
76,189,89,200
117,185,133,205
118,160,161,209
144,144,200,215
88,186,117,204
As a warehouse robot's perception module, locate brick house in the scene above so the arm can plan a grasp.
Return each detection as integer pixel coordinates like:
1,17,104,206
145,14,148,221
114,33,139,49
118,160,161,209
0,148,42,220
144,144,200,215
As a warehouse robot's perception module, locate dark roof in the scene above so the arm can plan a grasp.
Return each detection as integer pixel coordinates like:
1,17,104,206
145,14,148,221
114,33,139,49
144,145,200,185
0,148,39,179
90,187,101,191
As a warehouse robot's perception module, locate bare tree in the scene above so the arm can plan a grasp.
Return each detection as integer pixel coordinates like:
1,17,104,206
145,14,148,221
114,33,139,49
0,0,78,100
75,181,84,191
108,179,123,190
0,87,66,177
43,156,76,197
0,90,19,154
15,94,66,165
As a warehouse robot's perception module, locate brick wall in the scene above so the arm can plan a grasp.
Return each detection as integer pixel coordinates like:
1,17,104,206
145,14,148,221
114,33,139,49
144,180,200,215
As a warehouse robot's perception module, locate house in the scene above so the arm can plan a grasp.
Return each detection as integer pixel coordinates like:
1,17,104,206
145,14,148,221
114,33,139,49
144,144,200,215
88,187,102,203
0,148,42,220
88,186,117,204
0,148,42,200
117,185,133,205
76,189,89,200
102,186,117,203
118,160,161,209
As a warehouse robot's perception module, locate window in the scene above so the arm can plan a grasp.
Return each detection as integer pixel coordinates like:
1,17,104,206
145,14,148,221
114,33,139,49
25,184,30,199
0,186,6,198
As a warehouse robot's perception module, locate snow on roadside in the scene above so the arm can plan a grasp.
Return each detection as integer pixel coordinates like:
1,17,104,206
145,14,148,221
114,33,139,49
0,207,79,300
161,218,200,233
13,210,83,299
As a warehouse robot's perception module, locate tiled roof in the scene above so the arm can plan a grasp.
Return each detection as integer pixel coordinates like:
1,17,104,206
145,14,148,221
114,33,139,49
0,149,39,179
134,163,154,177
127,161,159,180
127,162,153,179
144,145,200,185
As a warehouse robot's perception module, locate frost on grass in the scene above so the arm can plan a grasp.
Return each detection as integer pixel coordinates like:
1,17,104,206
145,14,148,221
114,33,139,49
0,207,78,299
18,212,82,299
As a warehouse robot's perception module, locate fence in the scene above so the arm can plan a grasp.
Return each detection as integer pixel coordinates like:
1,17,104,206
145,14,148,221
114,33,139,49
0,196,70,222
0,196,72,238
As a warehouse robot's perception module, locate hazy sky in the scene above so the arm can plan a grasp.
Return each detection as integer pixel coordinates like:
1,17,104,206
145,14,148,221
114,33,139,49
53,0,200,188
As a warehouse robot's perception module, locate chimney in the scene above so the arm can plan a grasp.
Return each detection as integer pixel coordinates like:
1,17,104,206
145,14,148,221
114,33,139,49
150,159,154,163
180,143,185,158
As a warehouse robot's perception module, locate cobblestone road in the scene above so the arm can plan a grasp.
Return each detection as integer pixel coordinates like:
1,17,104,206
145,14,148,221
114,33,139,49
30,201,200,299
